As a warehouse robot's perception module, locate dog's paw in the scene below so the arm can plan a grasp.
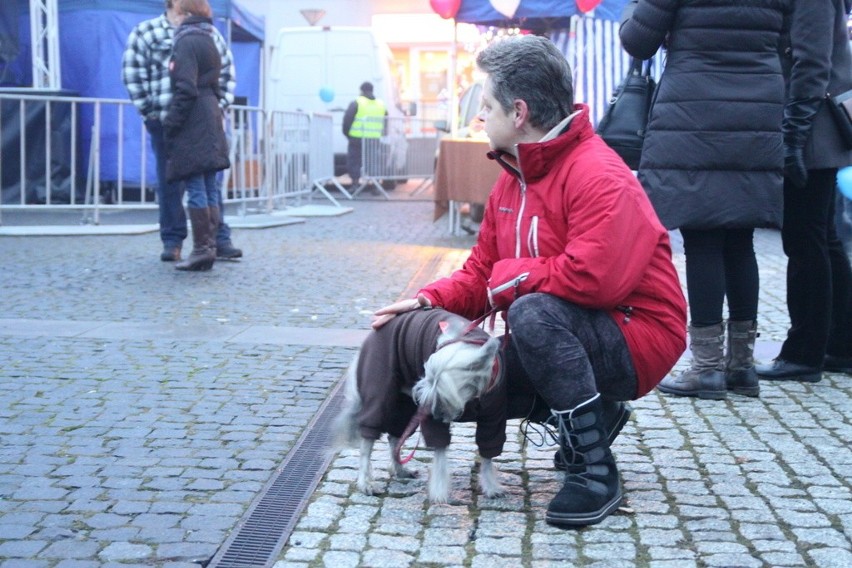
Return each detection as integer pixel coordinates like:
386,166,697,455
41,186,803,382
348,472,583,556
428,475,451,504
480,483,506,499
392,464,418,480
356,479,379,496
428,488,450,504
478,459,505,498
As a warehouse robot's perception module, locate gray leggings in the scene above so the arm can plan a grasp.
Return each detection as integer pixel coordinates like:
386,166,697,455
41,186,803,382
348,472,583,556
503,293,638,411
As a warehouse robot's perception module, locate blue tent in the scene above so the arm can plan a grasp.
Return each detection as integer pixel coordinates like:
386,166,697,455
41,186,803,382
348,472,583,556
454,0,627,30
1,0,263,101
0,0,264,188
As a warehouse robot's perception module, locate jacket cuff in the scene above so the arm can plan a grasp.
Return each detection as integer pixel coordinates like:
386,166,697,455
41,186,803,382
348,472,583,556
487,272,529,309
418,290,439,308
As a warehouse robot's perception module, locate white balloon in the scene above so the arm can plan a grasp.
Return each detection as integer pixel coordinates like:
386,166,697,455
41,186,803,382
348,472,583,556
489,0,521,18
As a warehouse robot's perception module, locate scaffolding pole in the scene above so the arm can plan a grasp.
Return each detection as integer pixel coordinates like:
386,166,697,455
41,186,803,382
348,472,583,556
30,0,61,90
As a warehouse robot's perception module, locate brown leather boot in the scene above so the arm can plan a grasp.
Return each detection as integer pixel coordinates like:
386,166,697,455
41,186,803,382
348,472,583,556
207,205,220,255
657,322,726,399
175,208,215,271
725,320,759,397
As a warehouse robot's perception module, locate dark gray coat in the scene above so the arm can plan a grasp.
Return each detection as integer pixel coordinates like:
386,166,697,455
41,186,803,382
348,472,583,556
620,0,791,230
783,0,852,170
163,17,230,182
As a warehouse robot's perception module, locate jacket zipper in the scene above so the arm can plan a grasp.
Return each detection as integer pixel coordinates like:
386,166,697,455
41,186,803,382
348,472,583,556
514,146,527,258
528,216,539,258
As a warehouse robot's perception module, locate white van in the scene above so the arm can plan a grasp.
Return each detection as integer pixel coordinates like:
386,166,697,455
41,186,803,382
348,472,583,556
267,26,405,176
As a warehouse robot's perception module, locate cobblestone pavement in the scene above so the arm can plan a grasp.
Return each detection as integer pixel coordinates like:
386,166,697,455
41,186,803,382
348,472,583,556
0,186,850,567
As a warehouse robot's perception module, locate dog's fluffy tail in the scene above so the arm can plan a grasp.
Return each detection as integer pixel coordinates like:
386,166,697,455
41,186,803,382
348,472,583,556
331,353,362,449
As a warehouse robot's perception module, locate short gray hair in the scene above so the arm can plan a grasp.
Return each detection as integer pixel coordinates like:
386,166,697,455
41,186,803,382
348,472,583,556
476,35,574,131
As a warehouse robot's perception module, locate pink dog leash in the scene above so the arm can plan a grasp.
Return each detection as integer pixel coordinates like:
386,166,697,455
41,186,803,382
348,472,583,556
394,406,429,465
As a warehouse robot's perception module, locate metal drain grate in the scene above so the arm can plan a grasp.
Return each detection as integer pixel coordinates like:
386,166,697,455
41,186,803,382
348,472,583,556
207,381,344,568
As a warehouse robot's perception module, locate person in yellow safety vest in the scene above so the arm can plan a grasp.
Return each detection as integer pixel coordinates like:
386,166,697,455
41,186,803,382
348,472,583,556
342,81,387,187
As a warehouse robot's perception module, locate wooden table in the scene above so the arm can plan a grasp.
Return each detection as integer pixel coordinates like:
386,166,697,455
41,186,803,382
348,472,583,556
433,137,501,233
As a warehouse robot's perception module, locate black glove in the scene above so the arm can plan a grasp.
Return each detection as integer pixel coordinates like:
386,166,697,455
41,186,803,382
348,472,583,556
783,145,807,189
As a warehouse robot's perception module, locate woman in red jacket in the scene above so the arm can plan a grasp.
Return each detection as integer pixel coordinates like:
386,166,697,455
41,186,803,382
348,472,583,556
374,35,686,528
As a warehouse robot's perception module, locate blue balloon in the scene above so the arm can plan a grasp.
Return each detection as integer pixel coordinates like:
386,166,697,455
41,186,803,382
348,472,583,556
319,86,335,103
838,166,852,200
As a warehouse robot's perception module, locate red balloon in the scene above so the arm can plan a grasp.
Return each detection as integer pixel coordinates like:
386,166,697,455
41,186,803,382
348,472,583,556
430,0,462,19
576,0,603,12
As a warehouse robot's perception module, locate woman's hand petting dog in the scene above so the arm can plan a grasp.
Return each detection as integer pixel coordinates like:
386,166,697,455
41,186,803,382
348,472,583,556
371,293,432,329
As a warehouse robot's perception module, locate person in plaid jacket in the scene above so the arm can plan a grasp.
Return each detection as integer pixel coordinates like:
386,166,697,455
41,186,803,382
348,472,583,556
122,0,242,262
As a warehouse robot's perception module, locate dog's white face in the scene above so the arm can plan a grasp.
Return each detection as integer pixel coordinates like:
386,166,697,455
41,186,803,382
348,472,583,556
412,319,500,423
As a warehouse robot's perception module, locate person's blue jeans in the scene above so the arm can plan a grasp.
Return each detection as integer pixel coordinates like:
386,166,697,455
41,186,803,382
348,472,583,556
185,171,219,209
211,172,231,243
146,119,186,249
146,119,231,247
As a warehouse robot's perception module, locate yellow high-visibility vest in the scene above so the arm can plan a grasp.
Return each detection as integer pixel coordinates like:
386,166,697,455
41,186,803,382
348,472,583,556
349,96,386,138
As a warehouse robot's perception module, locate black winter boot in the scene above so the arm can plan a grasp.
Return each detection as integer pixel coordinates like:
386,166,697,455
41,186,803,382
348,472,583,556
546,394,622,527
175,208,215,271
725,320,759,397
553,399,632,471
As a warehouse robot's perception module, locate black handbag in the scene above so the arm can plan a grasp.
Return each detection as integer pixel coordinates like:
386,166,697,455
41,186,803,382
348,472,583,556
596,58,657,170
827,89,852,150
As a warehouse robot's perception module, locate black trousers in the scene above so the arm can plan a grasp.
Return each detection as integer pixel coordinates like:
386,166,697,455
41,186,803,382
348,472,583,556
680,227,759,326
779,168,852,366
346,137,362,182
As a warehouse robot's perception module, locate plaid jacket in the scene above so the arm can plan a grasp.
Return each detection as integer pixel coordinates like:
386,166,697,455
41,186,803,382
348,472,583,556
122,13,235,122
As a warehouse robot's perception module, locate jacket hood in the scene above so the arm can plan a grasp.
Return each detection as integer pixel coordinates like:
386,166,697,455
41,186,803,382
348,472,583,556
487,104,594,182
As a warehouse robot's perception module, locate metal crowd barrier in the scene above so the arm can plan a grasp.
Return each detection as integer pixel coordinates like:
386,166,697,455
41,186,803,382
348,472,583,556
351,115,440,199
265,109,312,208
0,93,157,225
0,93,345,226
222,104,267,214
308,113,350,206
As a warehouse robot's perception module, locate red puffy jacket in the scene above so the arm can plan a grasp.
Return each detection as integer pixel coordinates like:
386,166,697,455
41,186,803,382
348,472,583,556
420,105,686,397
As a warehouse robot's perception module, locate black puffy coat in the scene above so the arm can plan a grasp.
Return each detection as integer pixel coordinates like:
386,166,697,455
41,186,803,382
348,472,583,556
783,0,852,170
163,16,230,182
620,0,791,230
